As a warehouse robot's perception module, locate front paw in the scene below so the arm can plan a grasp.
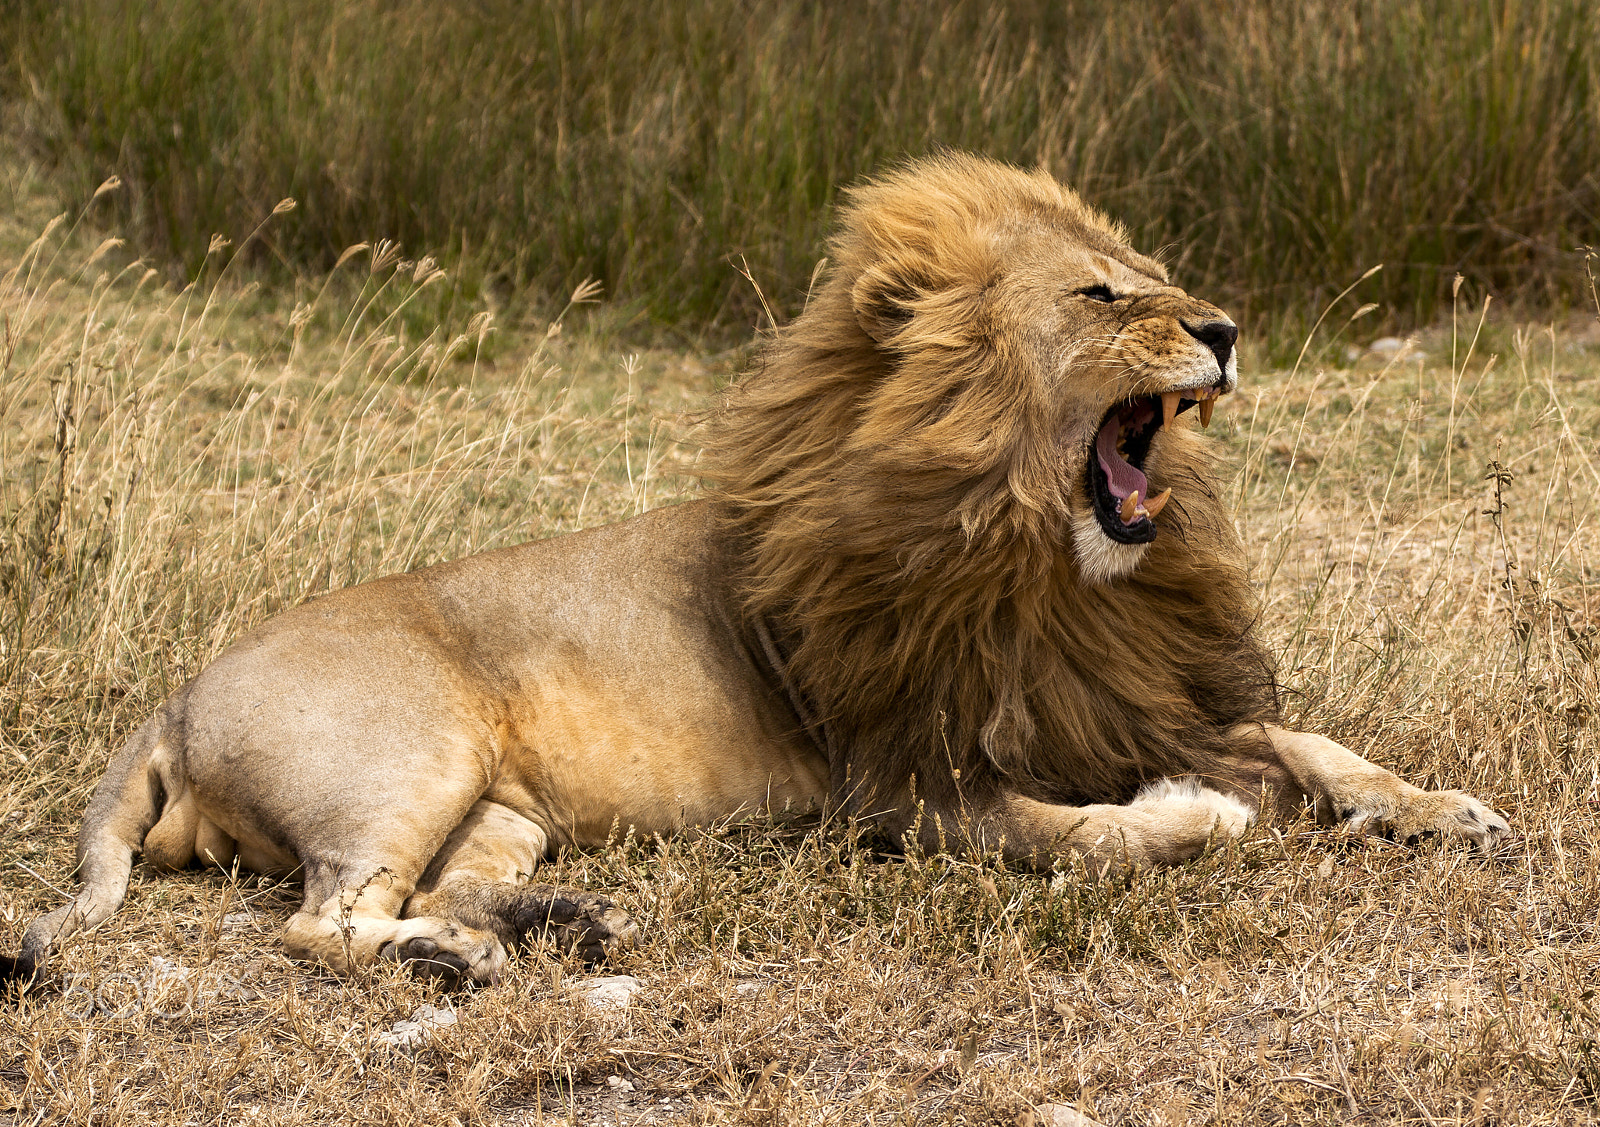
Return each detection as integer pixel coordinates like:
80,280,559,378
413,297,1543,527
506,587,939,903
1125,777,1254,864
1339,789,1511,852
558,892,641,963
1426,790,1512,850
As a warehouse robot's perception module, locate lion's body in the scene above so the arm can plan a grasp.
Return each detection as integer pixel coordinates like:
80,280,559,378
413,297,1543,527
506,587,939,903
144,502,827,869
10,154,1508,987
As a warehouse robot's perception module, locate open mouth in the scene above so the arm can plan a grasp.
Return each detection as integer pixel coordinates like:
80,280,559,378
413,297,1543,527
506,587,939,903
1087,389,1223,544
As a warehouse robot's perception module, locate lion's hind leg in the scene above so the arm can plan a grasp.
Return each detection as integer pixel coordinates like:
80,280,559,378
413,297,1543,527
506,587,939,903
404,800,639,967
1130,777,1255,838
281,863,508,987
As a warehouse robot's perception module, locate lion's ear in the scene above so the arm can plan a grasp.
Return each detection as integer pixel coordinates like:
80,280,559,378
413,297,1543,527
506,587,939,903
851,260,928,346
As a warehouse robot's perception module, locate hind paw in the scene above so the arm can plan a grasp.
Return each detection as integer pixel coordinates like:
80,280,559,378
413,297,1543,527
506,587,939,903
515,887,640,963
1124,777,1254,863
376,920,506,987
380,936,473,987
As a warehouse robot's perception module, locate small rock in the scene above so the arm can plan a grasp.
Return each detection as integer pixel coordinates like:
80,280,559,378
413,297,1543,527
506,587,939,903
606,1075,635,1092
1365,336,1427,363
579,975,643,1010
374,1003,457,1050
735,982,766,999
1027,1104,1106,1127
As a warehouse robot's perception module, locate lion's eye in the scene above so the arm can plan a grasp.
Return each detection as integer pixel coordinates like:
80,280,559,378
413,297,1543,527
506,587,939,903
1077,284,1117,304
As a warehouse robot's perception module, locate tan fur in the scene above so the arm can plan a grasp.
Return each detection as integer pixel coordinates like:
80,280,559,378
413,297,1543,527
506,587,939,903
706,154,1276,831
9,155,1508,988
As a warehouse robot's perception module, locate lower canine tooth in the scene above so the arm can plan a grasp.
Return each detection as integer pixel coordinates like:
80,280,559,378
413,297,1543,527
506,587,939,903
1198,398,1215,427
1120,490,1139,523
1143,487,1171,519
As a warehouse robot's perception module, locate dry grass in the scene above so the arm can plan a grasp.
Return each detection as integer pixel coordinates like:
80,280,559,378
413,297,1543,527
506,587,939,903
2,185,1600,1124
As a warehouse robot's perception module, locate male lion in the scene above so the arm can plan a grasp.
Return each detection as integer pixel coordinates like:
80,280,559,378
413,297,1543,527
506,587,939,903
7,154,1509,988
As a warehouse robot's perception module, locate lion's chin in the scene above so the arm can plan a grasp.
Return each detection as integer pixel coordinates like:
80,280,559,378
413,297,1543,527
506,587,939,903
1070,509,1152,585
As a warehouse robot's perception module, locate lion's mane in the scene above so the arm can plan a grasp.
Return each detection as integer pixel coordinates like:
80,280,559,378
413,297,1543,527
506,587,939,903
707,155,1278,820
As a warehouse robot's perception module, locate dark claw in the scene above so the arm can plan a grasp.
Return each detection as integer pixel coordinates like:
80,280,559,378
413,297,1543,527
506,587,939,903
511,887,633,962
574,933,616,966
544,896,583,927
511,891,583,933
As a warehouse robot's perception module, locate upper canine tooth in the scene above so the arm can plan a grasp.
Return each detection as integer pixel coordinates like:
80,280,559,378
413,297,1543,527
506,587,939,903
1120,490,1139,523
1198,398,1215,427
1161,392,1180,427
1143,488,1171,519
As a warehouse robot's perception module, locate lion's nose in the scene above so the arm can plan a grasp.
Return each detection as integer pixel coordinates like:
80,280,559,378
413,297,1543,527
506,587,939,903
1181,317,1237,377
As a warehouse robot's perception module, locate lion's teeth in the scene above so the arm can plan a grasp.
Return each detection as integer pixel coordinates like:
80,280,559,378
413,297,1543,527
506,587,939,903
1198,398,1215,427
1120,490,1139,523
1143,488,1171,519
1161,392,1180,428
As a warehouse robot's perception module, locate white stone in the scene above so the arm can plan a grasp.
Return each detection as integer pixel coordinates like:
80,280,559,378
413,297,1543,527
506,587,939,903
1365,336,1428,362
1030,1104,1106,1127
374,1003,457,1050
580,975,643,1010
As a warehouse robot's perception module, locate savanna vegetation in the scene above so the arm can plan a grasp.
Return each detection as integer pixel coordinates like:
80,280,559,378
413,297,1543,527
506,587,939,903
2,1,1599,1123
4,0,1598,339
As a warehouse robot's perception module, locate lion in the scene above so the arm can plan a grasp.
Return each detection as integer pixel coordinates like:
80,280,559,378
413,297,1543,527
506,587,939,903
6,154,1509,989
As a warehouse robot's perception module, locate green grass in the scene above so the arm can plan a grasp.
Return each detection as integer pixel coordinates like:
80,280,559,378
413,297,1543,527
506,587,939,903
7,0,1599,341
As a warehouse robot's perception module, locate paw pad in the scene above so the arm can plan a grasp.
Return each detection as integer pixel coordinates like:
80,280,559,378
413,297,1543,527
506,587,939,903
380,937,473,988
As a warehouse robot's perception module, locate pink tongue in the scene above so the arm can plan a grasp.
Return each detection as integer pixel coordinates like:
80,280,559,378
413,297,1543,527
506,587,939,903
1095,412,1149,509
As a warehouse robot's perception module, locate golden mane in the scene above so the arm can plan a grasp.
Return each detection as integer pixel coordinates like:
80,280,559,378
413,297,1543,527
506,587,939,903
706,154,1279,818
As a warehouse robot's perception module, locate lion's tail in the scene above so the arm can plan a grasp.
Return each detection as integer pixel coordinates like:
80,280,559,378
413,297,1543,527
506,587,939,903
4,706,177,989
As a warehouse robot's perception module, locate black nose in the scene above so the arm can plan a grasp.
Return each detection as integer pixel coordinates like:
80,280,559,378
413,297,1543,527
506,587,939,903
1181,317,1237,376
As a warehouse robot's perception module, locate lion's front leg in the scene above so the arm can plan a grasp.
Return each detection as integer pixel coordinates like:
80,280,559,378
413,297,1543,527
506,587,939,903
1252,724,1510,850
976,782,1253,869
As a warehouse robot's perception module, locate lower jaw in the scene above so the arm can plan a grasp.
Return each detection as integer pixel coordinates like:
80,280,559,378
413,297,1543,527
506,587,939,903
1087,460,1158,545
1071,510,1152,585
